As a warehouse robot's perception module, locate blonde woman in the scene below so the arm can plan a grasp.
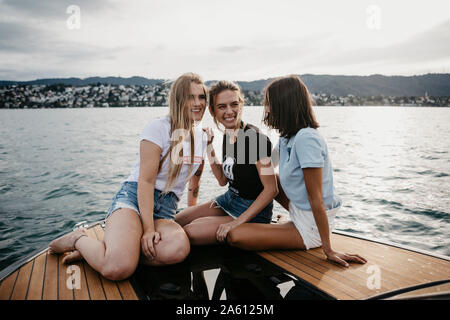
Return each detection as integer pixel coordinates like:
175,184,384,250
175,81,278,245
49,73,208,280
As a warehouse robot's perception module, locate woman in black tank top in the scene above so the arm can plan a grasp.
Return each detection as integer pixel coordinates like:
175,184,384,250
175,81,278,244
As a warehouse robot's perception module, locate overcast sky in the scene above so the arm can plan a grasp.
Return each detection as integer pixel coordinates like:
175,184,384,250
0,0,449,81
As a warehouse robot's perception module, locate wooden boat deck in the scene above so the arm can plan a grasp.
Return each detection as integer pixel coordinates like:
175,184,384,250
0,223,138,300
1,222,449,300
258,232,450,300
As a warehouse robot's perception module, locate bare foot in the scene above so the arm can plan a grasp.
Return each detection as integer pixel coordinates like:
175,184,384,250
62,250,83,264
49,229,87,254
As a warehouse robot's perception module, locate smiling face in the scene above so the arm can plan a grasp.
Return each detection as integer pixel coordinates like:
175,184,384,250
213,89,242,129
187,82,207,123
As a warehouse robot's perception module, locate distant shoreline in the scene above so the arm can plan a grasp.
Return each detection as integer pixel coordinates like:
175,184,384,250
1,81,449,108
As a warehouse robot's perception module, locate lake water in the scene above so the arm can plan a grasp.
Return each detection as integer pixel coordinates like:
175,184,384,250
0,107,449,271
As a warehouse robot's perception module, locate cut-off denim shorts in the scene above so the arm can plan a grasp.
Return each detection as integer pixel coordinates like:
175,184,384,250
106,181,179,221
214,189,273,224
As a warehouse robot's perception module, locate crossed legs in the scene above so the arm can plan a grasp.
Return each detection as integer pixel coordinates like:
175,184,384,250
175,200,234,245
175,200,305,250
226,221,306,251
49,208,190,281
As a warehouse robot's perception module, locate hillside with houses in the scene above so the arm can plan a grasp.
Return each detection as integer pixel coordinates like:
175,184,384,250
1,74,449,108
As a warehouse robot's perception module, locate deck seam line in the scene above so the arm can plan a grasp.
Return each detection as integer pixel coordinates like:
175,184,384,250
115,282,124,300
330,234,450,278
82,262,91,300
299,252,397,295
8,269,20,300
297,254,386,297
68,256,75,300
41,251,48,300
327,239,449,281
333,230,450,261
267,251,358,299
301,250,373,284
285,251,373,293
273,251,359,299
288,242,444,298
330,234,450,272
259,251,338,299
262,252,340,298
24,259,35,300
291,250,389,292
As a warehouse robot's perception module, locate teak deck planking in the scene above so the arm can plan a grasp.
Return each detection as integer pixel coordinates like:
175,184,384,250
1,223,449,300
257,233,450,300
0,224,138,300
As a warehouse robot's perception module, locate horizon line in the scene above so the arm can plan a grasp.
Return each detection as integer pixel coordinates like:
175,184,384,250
1,72,449,83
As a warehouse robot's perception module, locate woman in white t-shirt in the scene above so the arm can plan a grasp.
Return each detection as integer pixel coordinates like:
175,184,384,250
49,73,208,280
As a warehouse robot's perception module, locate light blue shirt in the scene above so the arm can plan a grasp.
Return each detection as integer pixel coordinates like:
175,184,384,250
278,127,342,211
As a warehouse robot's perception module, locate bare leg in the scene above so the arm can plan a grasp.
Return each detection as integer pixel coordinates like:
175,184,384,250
183,215,234,245
175,200,227,227
226,221,306,251
140,218,191,266
69,208,143,281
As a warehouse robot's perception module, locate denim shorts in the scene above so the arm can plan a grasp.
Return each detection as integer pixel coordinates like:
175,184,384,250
106,181,179,221
214,189,273,224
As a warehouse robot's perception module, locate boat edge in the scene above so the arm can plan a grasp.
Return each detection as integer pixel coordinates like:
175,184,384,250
333,230,450,262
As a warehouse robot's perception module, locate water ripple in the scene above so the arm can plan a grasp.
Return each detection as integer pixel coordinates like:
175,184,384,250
403,208,449,220
435,172,449,178
417,170,434,175
43,185,90,200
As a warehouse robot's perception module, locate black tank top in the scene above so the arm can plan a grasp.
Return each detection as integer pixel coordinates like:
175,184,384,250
222,122,272,200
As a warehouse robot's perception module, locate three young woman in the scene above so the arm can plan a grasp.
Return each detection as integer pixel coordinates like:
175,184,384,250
50,73,365,280
49,73,209,280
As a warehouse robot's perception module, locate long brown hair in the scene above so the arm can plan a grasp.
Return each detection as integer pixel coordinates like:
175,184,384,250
160,72,207,193
263,75,319,139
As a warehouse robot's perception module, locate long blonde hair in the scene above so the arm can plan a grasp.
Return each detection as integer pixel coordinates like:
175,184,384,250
160,72,207,193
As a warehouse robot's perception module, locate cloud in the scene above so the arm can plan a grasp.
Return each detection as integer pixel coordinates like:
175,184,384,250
0,0,126,80
0,1,449,80
311,19,450,69
216,46,248,53
0,20,123,58
0,21,40,52
1,0,114,18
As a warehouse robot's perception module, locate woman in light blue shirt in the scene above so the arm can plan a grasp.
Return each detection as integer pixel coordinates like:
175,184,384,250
227,75,366,268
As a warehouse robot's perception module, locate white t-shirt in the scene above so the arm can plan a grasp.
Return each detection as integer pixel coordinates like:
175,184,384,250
125,116,208,199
